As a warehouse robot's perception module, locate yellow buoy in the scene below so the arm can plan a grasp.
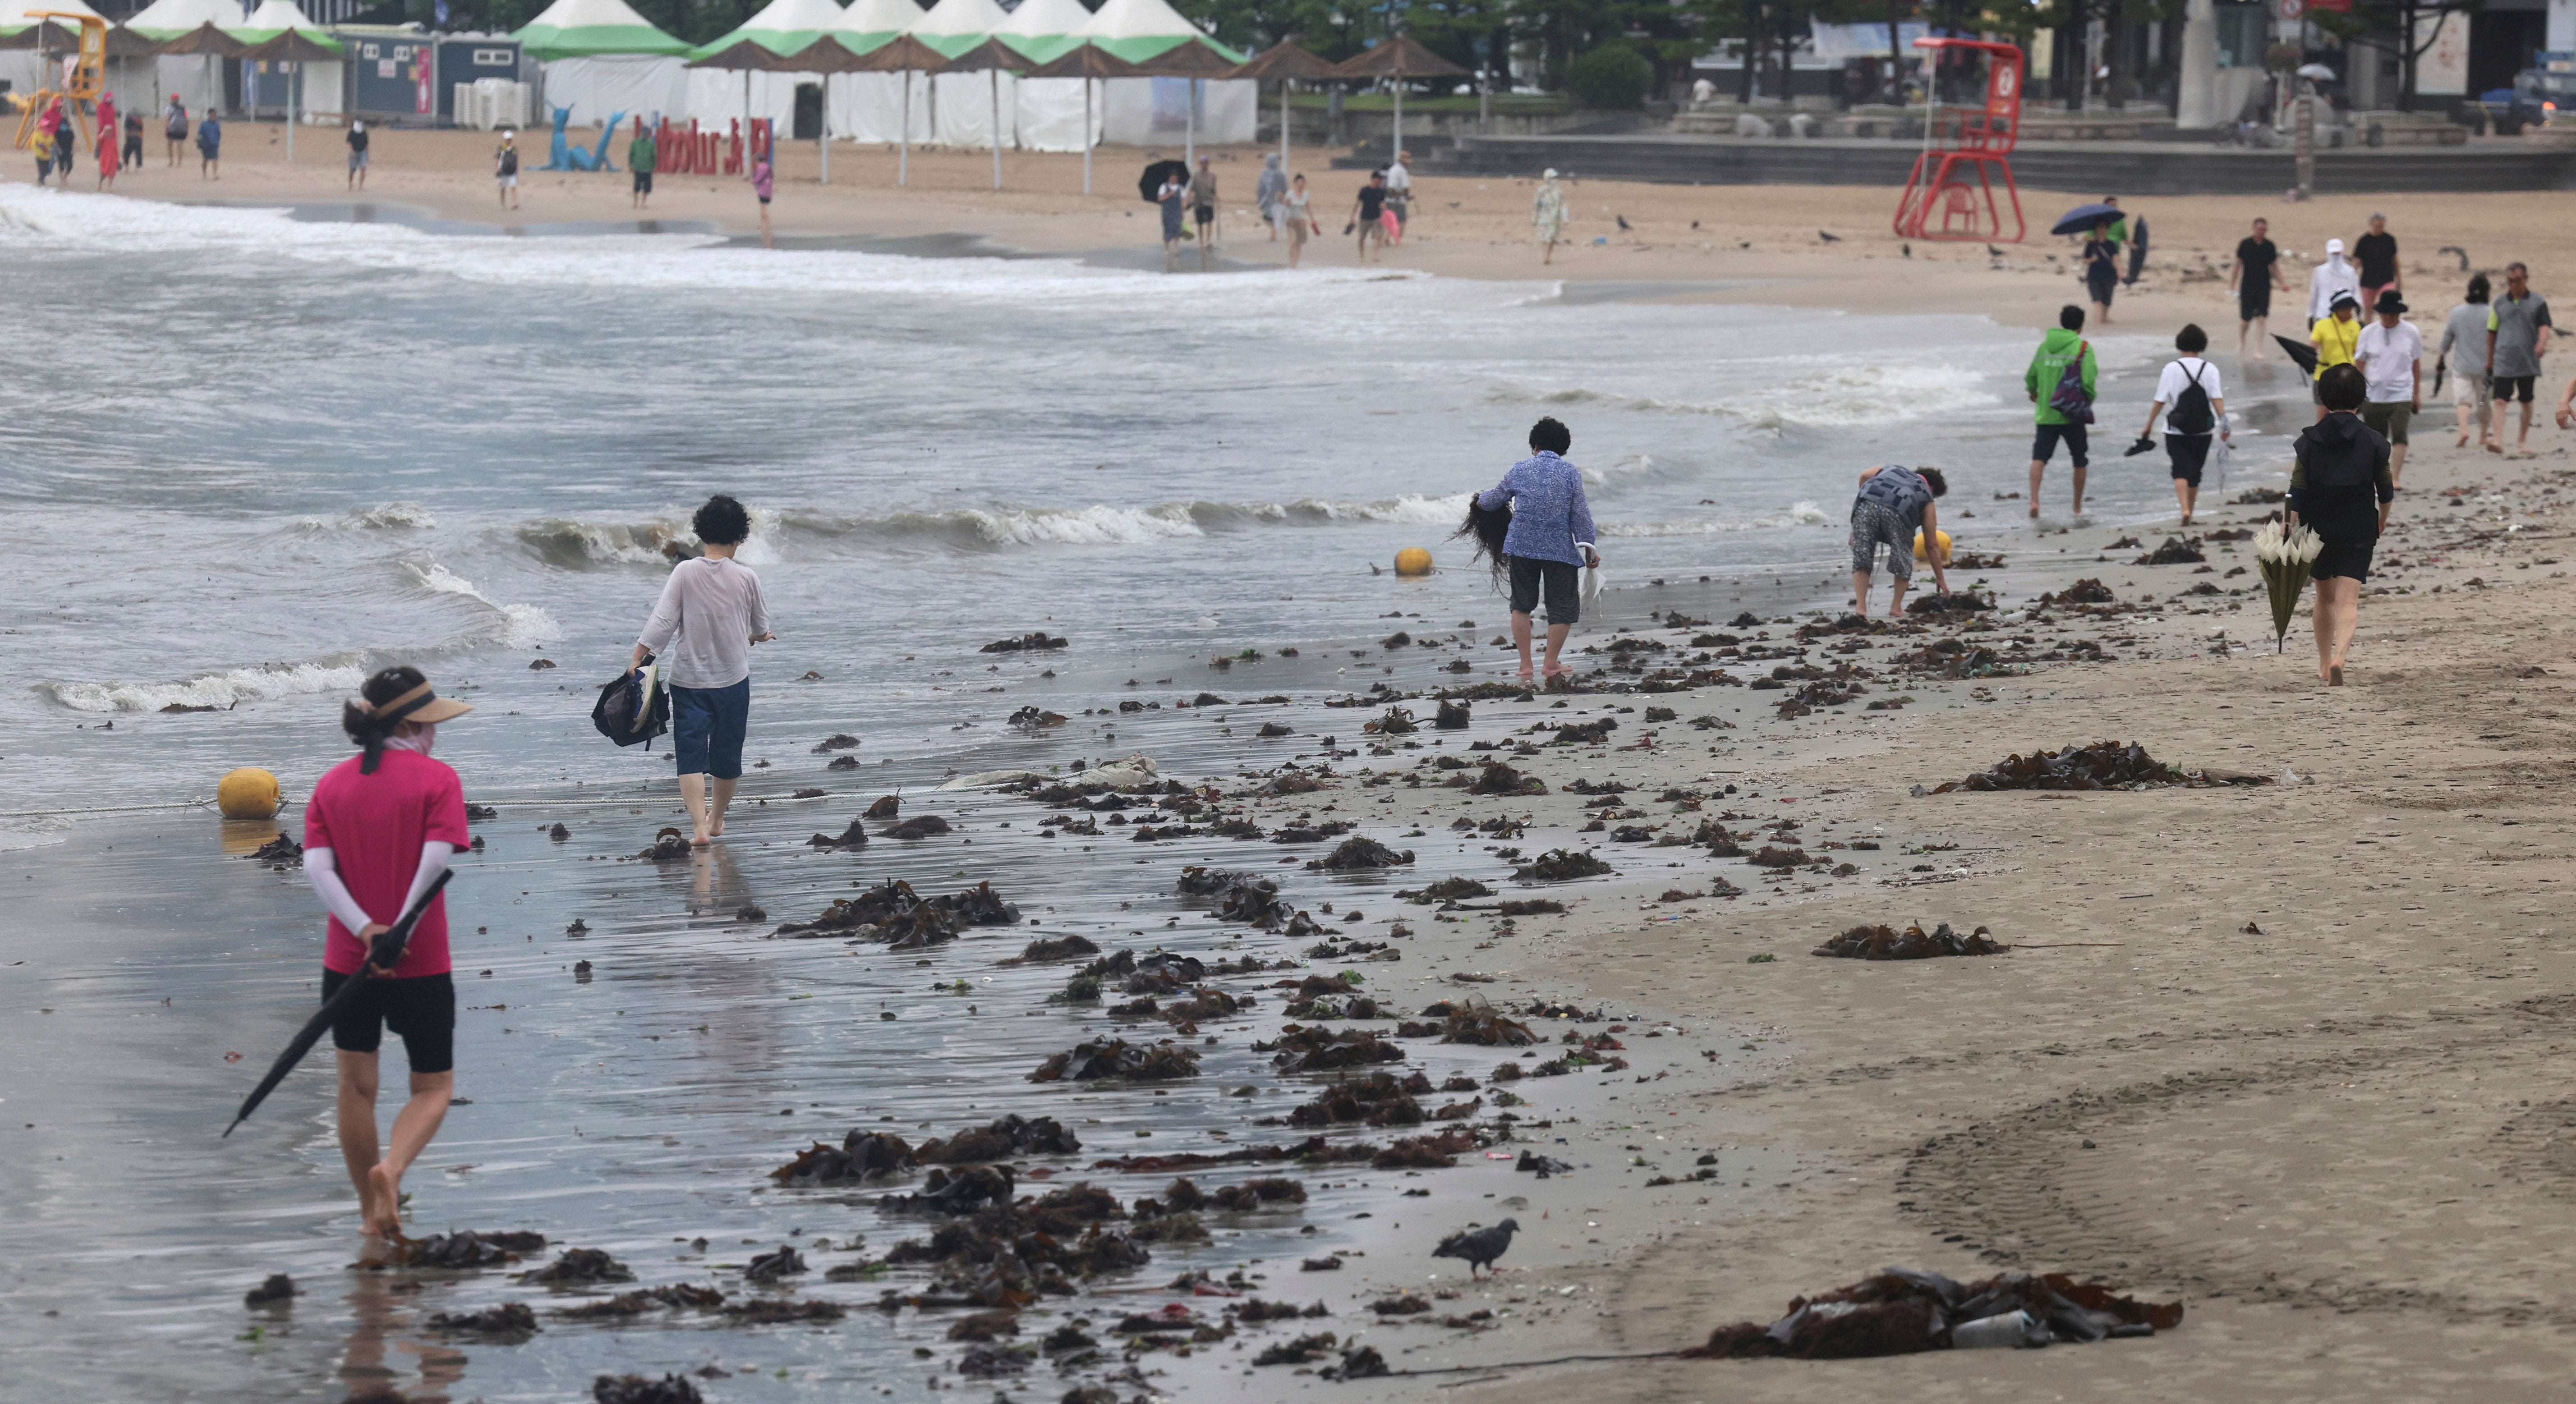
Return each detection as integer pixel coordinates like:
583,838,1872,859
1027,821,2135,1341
1393,547,1434,577
217,767,282,820
1913,528,1953,564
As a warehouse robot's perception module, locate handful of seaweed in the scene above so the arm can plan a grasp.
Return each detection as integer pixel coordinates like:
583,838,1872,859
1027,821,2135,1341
1813,922,2005,960
1513,849,1614,883
1029,1038,1202,1083
771,1130,918,1186
1680,1267,2181,1360
1928,741,2272,793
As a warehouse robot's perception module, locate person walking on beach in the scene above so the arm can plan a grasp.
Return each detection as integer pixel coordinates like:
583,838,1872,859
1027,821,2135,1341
751,150,773,248
2079,218,2120,326
1255,152,1285,242
629,120,656,209
1384,149,1412,244
2354,290,2423,485
345,119,369,190
2485,262,2553,456
2137,323,2228,526
494,130,519,210
2231,216,2291,359
2310,290,2362,416
2289,364,2395,687
1847,463,1952,619
1280,172,1317,270
196,110,221,179
30,123,51,187
1156,166,1187,272
1475,417,1598,684
2308,236,2360,323
120,108,143,173
304,665,474,1237
95,114,119,189
164,96,187,166
2024,305,2097,518
630,494,774,847
1188,155,1218,271
1533,168,1566,265
2440,274,2494,448
2353,212,2400,311
1350,170,1389,264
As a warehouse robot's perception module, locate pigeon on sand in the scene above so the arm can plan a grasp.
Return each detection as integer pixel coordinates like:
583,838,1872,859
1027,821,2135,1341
1432,1218,1518,1279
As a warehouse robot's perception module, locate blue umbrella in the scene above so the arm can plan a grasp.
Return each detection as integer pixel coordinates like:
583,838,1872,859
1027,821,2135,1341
2050,202,2120,237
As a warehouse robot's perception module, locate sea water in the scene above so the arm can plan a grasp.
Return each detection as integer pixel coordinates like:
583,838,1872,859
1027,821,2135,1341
0,186,2298,1400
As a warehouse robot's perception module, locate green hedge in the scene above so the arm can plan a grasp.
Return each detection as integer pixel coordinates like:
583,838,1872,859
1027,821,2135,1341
1564,44,1653,110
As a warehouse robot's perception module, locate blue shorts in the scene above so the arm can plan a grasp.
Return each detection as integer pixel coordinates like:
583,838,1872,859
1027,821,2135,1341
670,679,750,779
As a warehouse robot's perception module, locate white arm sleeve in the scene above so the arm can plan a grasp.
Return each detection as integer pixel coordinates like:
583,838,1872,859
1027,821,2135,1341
400,842,455,920
305,847,376,934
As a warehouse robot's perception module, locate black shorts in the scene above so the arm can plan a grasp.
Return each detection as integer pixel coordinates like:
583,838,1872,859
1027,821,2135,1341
321,969,455,1074
2311,535,2377,583
1507,555,1580,624
2495,374,2536,404
633,170,653,194
2166,433,2212,486
1193,204,1215,227
2239,287,2270,321
2031,422,2090,468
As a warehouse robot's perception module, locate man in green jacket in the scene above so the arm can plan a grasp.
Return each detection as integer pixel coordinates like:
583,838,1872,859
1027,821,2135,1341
629,122,657,210
2024,304,2099,519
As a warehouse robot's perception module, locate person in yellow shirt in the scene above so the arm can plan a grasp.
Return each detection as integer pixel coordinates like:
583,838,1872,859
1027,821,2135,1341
2310,290,2362,419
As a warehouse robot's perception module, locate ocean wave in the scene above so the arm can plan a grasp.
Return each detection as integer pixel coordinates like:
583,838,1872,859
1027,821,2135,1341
41,659,368,713
1500,362,2001,430
352,502,436,529
406,562,563,650
1599,500,1831,536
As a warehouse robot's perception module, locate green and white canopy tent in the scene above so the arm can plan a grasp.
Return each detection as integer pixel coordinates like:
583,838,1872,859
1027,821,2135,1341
116,0,235,121
1071,0,1250,147
226,0,341,128
993,0,1095,151
0,0,103,110
684,0,843,142
817,0,927,146
515,0,690,133
904,0,1007,148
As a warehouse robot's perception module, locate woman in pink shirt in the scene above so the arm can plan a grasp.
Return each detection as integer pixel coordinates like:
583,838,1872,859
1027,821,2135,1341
304,666,472,1237
752,153,774,248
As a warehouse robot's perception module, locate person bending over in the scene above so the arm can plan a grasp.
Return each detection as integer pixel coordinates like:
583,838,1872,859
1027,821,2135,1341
1474,417,1599,684
1849,464,1950,619
632,495,775,846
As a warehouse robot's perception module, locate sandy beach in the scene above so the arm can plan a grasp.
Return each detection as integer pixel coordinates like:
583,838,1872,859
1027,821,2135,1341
9,128,2576,1401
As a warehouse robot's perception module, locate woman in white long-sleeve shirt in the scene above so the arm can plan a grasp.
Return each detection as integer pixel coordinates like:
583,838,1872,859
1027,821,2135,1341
631,494,776,845
304,666,472,1237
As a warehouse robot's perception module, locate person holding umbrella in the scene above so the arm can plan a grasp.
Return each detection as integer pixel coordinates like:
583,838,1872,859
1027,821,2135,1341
304,666,474,1236
2288,364,2394,686
1156,165,1189,273
2080,218,2121,326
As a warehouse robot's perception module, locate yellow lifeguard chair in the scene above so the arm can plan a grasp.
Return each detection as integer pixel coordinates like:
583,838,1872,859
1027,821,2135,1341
12,12,106,155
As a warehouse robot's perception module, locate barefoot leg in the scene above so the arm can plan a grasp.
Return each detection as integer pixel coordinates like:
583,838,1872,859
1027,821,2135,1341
371,1070,453,1236
1511,611,1535,681
707,777,737,838
1540,622,1572,679
336,1050,385,1233
677,772,711,844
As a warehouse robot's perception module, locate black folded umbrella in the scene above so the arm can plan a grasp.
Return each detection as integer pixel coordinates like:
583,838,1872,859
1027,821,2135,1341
2273,334,2319,376
224,869,454,1138
2123,436,2157,457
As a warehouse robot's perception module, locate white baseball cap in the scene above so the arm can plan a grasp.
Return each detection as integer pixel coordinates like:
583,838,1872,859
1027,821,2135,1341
2325,237,2345,254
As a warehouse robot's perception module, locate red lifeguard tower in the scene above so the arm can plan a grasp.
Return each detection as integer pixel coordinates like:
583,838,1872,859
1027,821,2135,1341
1891,37,2028,243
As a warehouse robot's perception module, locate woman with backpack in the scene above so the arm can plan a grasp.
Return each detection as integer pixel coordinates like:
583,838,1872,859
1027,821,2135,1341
2290,364,2395,687
2136,323,2229,526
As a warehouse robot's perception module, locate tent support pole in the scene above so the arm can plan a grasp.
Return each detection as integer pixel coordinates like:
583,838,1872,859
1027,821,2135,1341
1183,76,1192,167
1391,73,1400,166
898,68,909,185
1280,78,1288,174
1081,75,1091,195
819,74,828,184
286,61,294,163
989,64,999,190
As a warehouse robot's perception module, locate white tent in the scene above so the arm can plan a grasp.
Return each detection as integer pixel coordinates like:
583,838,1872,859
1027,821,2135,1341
0,0,103,111
1073,0,1252,145
907,0,1008,148
683,0,839,131
822,0,927,143
231,0,345,122
517,0,691,133
120,0,234,116
995,0,1097,152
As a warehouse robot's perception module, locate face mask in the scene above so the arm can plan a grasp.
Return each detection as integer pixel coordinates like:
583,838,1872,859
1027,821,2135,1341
386,724,437,757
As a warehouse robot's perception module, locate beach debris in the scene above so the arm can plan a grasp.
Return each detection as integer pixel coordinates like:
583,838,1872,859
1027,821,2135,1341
1373,1293,1432,1316
1929,742,2274,793
886,814,952,840
1210,1177,1309,1209
556,1285,727,1319
1435,700,1472,730
1030,1038,1202,1082
1280,1072,1422,1128
520,1248,635,1285
813,734,860,753
1440,996,1538,1046
981,633,1068,653
566,919,589,937
918,1114,1082,1163
827,755,859,770
1514,849,1614,882
1308,836,1413,871
1220,880,1292,927
548,822,571,840
805,818,869,849
1261,1024,1405,1074
890,1165,1018,1216
1813,923,2006,959
375,1230,548,1270
1326,1345,1392,1380
1302,1257,1344,1271
1254,1331,1341,1366
1233,1297,1329,1322
1904,591,1993,615
634,828,691,862
1679,1267,2182,1360
775,879,1017,941
773,1130,919,1186
1749,845,1812,868
426,1301,540,1336
1401,876,1495,904
1366,706,1418,735
1012,933,1100,964
593,1373,704,1404
243,1274,295,1308
1497,898,1567,916
245,835,304,869
1470,761,1547,795
2040,578,2116,606
1515,1151,1573,1177
2133,536,2206,566
722,1298,846,1325
862,794,900,819
743,1245,807,1282
1431,1218,1519,1278
1008,707,1069,732
955,1343,1035,1375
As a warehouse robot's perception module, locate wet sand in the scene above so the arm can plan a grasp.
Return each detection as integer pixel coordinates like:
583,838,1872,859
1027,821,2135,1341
51,124,2575,325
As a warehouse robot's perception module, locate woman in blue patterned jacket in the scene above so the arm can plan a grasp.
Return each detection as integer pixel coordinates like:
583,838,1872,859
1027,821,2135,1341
1473,417,1601,683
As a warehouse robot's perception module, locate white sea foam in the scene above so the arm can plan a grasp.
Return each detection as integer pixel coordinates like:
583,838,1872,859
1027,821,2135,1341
406,562,563,649
42,660,369,713
1600,500,1831,537
1507,362,2001,431
352,502,436,529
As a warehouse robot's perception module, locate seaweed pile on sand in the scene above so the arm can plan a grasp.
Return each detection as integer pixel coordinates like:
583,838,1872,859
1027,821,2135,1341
1925,742,2272,793
1812,922,2006,960
1680,1268,2180,1359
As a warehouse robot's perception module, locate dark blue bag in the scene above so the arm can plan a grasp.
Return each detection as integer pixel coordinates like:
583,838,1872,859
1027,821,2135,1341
591,657,668,749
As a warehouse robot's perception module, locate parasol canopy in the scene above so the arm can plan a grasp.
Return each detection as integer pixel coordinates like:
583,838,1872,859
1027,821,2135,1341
1329,34,1465,79
786,29,944,70
1020,41,1140,78
687,35,807,69
148,18,245,53
2254,519,2325,653
1228,36,1334,81
2049,201,2120,237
